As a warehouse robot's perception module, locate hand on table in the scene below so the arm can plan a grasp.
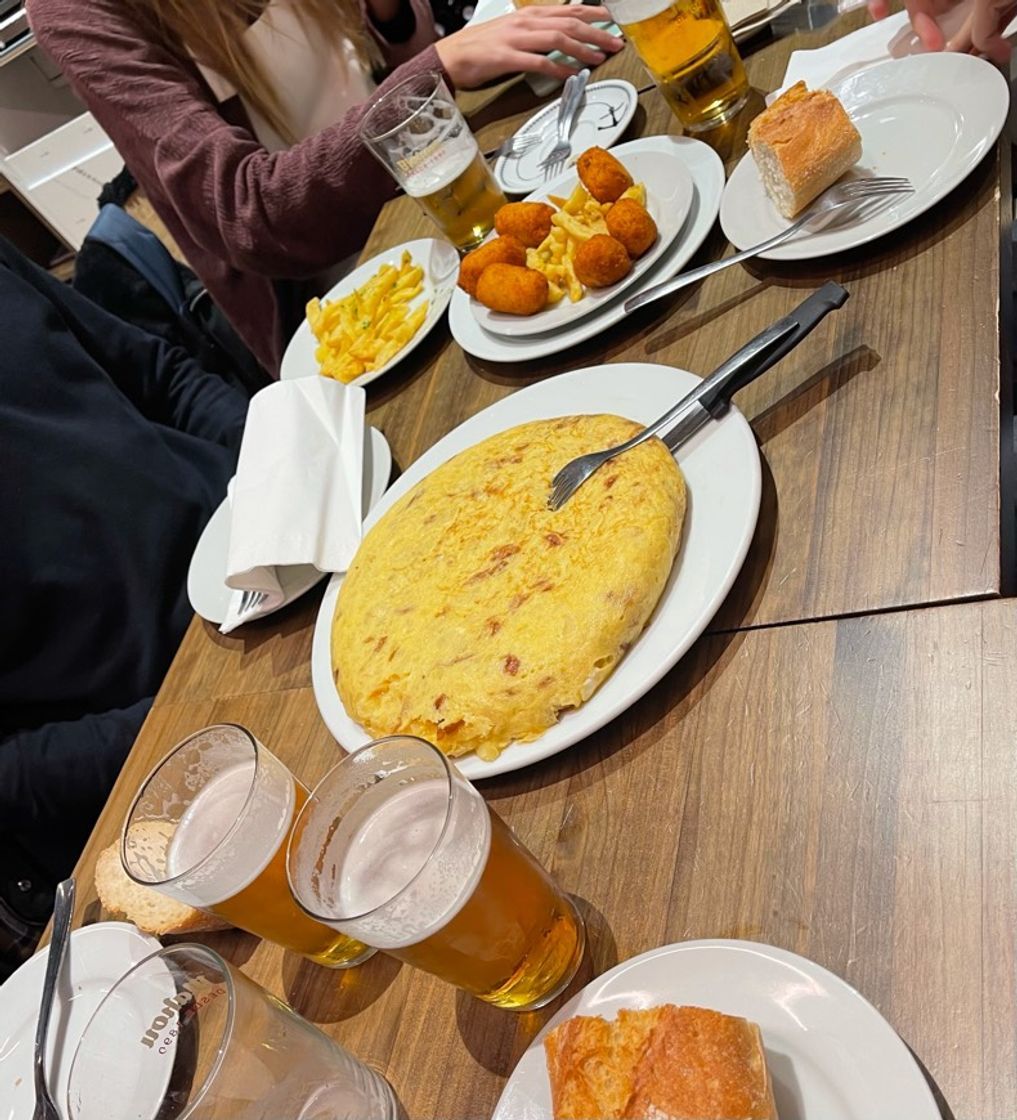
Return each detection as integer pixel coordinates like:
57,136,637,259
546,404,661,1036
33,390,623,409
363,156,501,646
435,5,623,87
867,0,1016,62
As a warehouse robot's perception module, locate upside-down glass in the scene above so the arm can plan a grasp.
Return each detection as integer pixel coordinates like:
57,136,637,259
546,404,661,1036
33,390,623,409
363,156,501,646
66,944,397,1120
604,0,749,131
359,70,506,252
287,736,585,1011
121,724,372,969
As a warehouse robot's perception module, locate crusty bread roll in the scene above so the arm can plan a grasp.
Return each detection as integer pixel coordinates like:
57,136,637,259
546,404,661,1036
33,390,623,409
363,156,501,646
748,81,862,219
94,822,230,936
544,1004,778,1120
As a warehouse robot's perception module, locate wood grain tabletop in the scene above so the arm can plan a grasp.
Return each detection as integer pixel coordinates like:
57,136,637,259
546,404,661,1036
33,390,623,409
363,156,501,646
68,597,1017,1120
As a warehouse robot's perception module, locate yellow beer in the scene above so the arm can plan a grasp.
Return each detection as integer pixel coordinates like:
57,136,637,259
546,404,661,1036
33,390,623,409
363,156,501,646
406,147,506,252
616,0,748,131
122,725,371,969
288,737,586,1011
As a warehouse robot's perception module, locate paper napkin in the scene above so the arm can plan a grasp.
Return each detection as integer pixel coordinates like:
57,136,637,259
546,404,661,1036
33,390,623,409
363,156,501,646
220,378,365,633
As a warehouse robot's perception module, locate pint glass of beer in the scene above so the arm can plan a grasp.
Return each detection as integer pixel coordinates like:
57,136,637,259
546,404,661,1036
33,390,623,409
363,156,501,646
287,737,586,1010
359,71,506,252
605,0,749,131
121,724,373,968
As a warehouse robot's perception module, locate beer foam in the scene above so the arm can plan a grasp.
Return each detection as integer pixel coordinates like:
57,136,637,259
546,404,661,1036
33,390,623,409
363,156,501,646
607,0,676,25
163,759,293,907
322,778,491,951
401,139,476,200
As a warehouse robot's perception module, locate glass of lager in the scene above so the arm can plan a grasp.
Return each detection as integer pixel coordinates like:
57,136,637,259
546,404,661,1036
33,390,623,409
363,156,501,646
604,0,749,132
121,724,373,968
66,944,398,1120
287,736,586,1011
359,71,506,252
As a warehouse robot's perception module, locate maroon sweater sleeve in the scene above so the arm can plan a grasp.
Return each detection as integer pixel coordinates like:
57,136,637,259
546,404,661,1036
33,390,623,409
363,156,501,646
28,0,450,280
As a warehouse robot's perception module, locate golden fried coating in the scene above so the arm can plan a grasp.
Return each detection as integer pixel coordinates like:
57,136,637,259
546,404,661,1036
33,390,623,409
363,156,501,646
577,147,633,204
605,198,658,259
458,236,526,297
476,263,549,315
495,201,556,248
573,235,631,289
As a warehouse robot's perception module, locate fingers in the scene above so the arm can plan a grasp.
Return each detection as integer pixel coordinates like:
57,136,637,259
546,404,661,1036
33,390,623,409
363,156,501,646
909,6,948,47
967,0,1017,59
867,0,891,18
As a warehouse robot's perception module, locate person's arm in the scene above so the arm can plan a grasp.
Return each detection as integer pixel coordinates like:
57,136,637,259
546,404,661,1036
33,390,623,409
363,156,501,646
0,240,247,446
0,701,150,832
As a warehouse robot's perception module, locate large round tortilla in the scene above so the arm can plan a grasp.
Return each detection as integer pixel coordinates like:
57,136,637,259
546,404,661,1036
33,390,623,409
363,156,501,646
332,415,686,761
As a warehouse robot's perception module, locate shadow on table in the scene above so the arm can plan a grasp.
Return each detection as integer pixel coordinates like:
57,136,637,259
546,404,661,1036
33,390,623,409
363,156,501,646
905,1043,958,1120
281,945,402,1024
453,895,616,1077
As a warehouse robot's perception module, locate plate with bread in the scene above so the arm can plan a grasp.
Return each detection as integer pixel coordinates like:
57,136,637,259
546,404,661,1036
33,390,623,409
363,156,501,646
721,53,1009,261
456,138,694,339
493,939,941,1120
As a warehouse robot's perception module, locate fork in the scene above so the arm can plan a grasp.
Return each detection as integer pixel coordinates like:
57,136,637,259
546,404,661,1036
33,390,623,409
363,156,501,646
540,68,589,177
547,282,849,511
237,589,267,618
33,878,75,1120
487,132,542,162
624,176,914,313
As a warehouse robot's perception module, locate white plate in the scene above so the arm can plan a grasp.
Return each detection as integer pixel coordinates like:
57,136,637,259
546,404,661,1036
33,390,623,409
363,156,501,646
451,136,724,363
493,939,941,1120
721,53,1009,261
311,361,760,780
0,923,162,1120
279,238,459,383
470,137,695,338
187,427,392,625
494,80,638,195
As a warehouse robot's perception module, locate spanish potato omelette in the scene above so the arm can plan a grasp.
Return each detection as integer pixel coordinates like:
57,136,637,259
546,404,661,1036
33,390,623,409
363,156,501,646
332,415,686,761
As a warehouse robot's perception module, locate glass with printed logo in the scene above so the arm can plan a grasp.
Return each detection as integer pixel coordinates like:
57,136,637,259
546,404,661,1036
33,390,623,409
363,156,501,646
604,0,748,132
65,944,397,1120
359,70,506,252
121,724,373,968
287,736,585,1011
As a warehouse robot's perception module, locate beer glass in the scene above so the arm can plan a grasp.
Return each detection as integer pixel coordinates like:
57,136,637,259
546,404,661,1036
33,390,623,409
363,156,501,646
604,0,749,132
287,736,586,1011
359,71,506,252
66,944,397,1120
121,724,372,969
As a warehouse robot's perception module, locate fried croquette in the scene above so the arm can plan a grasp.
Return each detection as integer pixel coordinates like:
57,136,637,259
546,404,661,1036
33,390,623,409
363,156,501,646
605,198,658,258
458,236,526,297
573,235,632,288
577,147,633,204
475,264,549,315
494,202,555,248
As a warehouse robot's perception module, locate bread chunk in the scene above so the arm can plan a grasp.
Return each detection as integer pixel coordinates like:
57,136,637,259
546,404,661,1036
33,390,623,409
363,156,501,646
748,81,862,219
544,1004,778,1120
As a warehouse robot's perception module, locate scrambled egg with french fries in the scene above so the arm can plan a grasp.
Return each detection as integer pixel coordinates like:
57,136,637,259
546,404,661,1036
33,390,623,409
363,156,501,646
307,251,429,383
527,182,647,304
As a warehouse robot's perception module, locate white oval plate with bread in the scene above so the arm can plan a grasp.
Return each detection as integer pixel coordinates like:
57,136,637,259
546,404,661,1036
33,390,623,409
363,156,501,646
310,361,760,780
450,136,725,363
465,136,695,339
493,939,941,1120
0,923,162,1120
721,53,1009,261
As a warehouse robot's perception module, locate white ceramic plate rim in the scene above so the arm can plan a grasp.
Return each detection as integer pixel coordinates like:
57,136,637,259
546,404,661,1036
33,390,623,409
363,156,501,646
450,136,725,362
720,53,1009,261
279,237,458,383
0,923,162,1120
493,939,941,1120
471,137,695,338
493,79,639,195
310,361,760,779
186,427,392,625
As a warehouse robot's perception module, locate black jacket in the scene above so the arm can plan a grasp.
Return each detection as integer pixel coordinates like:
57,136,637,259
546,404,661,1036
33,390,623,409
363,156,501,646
0,238,246,888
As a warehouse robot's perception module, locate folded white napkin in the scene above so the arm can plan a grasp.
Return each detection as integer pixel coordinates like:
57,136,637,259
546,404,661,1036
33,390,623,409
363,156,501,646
773,3,1017,100
219,378,365,633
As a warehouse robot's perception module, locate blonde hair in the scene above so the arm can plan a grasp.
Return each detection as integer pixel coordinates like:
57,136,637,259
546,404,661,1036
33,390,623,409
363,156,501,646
126,0,383,145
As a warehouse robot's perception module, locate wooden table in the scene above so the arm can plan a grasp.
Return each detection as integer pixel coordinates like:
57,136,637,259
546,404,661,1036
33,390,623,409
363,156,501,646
63,13,1017,1120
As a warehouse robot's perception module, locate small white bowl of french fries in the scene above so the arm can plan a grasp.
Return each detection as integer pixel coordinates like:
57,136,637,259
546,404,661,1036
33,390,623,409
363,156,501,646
280,237,459,385
465,139,697,340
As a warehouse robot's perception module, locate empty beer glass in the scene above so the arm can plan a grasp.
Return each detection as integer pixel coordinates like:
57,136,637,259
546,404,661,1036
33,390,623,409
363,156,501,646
287,736,585,1011
121,724,372,968
66,944,397,1120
